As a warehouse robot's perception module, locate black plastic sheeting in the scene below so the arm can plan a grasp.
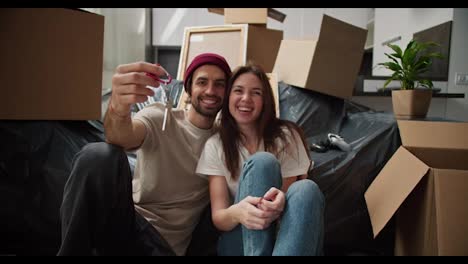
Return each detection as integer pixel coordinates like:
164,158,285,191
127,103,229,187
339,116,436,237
279,82,401,255
0,121,104,255
0,82,400,255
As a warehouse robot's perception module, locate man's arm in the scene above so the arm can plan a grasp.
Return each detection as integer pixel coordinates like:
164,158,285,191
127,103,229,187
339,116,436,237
104,104,146,150
103,62,165,150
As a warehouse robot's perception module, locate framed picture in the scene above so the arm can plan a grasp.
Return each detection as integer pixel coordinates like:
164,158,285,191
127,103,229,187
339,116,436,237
176,25,248,110
176,24,283,110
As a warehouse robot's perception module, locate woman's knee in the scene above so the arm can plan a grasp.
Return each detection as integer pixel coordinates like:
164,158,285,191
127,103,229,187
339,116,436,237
245,152,280,172
287,179,325,210
241,152,281,182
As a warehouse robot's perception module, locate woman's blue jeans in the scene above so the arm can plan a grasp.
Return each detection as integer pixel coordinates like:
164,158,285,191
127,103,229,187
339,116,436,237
217,152,325,256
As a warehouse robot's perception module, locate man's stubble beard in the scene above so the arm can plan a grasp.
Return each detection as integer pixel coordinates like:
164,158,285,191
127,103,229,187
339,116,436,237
190,96,222,118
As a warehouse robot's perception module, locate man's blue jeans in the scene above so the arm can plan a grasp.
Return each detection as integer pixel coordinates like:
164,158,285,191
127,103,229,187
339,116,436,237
217,152,325,256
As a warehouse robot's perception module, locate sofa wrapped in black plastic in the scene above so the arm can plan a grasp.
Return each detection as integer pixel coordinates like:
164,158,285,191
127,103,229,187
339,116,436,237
0,81,400,255
278,82,400,255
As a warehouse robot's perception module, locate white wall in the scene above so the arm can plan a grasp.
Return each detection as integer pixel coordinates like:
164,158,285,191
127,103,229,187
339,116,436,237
409,8,454,33
152,8,372,46
372,9,411,76
323,8,371,29
360,8,468,121
270,8,371,39
152,8,223,46
83,8,147,94
446,8,468,121
372,8,453,76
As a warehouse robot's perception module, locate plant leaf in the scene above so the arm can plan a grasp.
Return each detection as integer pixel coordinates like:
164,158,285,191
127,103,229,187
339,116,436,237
426,52,444,59
383,77,395,88
419,79,434,89
383,62,402,72
381,38,443,91
384,53,400,65
388,44,402,58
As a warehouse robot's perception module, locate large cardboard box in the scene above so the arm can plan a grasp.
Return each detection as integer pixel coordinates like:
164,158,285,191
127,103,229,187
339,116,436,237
0,8,104,120
365,120,468,256
272,15,367,99
207,8,286,25
176,24,283,110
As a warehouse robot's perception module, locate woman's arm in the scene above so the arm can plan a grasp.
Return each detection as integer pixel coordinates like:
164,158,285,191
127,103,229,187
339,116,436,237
209,176,238,231
279,124,311,192
281,177,297,193
260,173,308,224
209,176,271,231
281,174,307,193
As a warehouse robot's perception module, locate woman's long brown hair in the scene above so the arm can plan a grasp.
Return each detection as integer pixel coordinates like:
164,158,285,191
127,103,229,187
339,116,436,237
220,63,310,180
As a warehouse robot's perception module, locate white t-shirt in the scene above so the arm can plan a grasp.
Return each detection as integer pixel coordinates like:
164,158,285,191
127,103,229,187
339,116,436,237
196,127,311,198
133,102,214,256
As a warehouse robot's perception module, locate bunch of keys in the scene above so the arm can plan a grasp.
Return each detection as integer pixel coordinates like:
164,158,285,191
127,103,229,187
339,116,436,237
146,66,173,131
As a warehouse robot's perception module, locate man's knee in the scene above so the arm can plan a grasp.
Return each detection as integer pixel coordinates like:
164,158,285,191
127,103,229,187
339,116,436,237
70,142,127,186
75,142,126,167
62,143,128,213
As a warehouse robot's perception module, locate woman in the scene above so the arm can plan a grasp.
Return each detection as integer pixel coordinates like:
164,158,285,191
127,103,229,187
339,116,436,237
196,64,325,256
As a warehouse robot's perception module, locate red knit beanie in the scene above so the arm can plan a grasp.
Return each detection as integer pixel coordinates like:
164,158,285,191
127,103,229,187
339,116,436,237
183,53,232,94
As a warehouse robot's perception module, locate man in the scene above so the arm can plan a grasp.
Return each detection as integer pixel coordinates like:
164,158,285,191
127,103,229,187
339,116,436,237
58,53,232,256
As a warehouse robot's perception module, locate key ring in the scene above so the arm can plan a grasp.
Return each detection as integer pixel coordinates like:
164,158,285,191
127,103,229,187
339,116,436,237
146,66,173,102
146,65,173,131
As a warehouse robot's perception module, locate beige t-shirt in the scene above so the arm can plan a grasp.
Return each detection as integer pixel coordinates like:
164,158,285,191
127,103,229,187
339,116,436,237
196,128,311,199
133,102,214,256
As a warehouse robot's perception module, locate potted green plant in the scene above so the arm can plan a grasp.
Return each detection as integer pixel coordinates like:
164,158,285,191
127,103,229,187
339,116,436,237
378,39,444,119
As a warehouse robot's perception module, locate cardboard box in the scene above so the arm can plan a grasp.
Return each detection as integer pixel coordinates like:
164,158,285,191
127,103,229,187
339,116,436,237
207,8,286,25
266,73,280,118
0,8,104,120
272,15,367,99
176,24,283,110
365,120,468,255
